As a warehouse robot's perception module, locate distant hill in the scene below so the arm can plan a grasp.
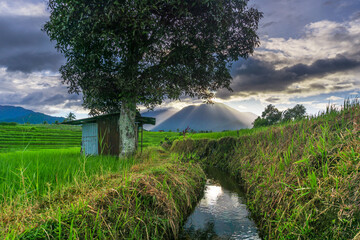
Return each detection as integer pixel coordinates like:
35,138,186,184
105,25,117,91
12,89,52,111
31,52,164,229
141,108,178,130
152,103,257,132
0,105,64,124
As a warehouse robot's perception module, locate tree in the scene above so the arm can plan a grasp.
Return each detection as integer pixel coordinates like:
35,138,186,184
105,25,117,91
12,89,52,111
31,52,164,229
261,104,282,125
65,112,76,121
44,0,262,156
253,104,282,128
253,116,268,128
253,104,307,128
282,104,306,121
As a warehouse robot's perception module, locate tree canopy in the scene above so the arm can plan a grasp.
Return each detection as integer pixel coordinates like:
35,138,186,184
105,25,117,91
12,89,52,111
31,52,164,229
253,104,307,128
282,104,306,121
44,0,262,115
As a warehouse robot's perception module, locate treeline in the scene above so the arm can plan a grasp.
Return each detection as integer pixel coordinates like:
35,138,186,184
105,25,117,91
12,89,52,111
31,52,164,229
253,104,306,128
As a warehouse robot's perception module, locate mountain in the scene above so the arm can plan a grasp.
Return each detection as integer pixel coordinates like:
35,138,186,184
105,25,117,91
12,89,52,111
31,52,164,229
152,103,257,132
0,105,64,124
141,108,178,130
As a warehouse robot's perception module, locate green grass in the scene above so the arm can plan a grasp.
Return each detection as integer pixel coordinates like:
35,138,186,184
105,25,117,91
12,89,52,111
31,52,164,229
172,99,360,239
182,128,264,140
146,128,266,149
141,130,179,148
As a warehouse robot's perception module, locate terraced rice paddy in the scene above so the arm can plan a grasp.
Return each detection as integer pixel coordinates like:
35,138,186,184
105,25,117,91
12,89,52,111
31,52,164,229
0,124,82,152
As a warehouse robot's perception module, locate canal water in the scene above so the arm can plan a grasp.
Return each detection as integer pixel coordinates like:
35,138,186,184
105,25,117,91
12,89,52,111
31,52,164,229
179,167,261,240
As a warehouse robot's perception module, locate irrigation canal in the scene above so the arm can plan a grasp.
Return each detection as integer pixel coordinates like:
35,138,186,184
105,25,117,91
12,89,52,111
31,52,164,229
179,167,261,240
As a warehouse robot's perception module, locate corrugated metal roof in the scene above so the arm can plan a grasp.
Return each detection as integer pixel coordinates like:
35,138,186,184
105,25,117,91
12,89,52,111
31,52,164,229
63,112,155,125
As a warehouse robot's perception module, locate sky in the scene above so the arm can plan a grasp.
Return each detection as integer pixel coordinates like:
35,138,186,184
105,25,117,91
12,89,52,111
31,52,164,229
0,0,359,118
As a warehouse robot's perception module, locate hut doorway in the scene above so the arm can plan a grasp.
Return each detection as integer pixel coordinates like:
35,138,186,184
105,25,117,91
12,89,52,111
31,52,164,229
82,123,98,155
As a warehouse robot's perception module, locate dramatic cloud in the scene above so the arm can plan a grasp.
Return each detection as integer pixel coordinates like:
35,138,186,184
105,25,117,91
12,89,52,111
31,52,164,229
216,56,360,99
0,16,64,73
0,1,47,17
216,16,360,103
0,68,83,116
1,0,360,117
0,0,73,116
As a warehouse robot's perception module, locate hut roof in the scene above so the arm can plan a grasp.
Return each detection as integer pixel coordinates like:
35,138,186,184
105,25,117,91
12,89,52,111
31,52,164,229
62,112,155,126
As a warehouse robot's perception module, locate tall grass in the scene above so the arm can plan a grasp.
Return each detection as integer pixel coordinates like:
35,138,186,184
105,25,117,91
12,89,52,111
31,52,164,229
0,148,133,206
1,148,205,239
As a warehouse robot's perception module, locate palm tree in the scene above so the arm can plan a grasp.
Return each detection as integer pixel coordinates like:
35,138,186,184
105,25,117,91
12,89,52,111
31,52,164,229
65,112,76,121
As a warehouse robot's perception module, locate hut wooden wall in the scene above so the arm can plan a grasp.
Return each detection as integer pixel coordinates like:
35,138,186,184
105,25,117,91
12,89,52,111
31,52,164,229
97,115,120,156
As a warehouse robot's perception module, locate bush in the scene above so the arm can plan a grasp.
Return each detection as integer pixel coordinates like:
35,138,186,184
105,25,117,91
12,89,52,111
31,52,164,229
0,122,17,126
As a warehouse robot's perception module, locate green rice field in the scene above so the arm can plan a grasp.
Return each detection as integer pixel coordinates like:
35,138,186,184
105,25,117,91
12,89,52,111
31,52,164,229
0,124,81,152
0,148,132,204
0,123,204,238
0,122,251,153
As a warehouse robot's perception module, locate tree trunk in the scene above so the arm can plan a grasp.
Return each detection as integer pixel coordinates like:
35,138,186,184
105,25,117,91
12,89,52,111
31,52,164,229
119,101,137,158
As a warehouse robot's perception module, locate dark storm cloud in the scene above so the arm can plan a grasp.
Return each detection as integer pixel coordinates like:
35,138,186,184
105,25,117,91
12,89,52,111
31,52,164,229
64,100,83,108
289,57,360,76
323,0,336,6
0,0,81,114
350,11,360,20
251,0,360,38
0,69,82,113
262,21,277,28
310,83,326,90
286,89,303,94
44,93,82,108
216,56,360,99
265,97,280,103
1,52,64,72
19,92,44,105
331,84,354,91
16,89,81,106
0,16,64,73
40,94,67,105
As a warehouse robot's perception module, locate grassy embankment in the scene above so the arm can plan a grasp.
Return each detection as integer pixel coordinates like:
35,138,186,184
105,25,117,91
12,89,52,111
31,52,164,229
172,100,360,239
0,124,205,239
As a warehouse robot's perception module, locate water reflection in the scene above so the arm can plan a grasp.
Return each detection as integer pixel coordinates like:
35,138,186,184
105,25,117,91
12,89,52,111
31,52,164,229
180,168,261,240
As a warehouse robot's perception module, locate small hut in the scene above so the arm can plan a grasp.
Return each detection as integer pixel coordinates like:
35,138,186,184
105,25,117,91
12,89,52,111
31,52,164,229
63,112,155,155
